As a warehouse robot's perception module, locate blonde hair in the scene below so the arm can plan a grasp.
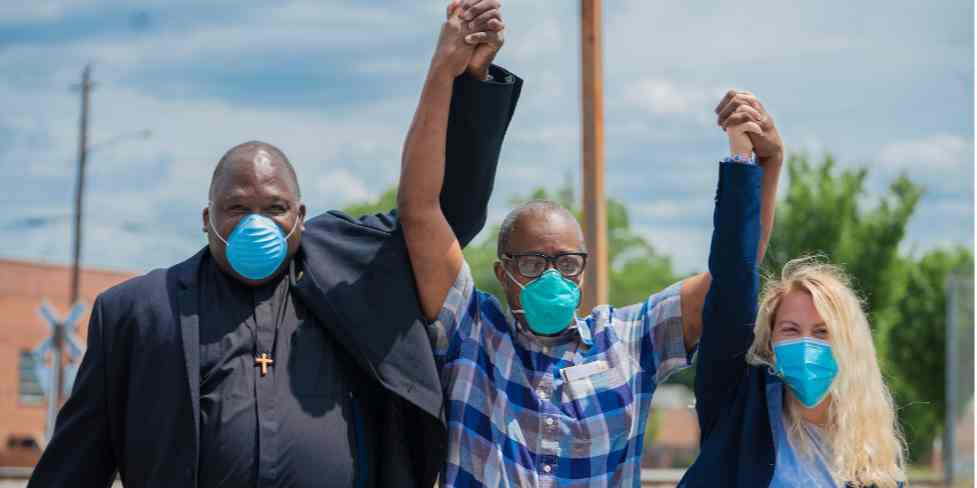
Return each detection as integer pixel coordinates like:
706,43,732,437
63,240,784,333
746,257,907,487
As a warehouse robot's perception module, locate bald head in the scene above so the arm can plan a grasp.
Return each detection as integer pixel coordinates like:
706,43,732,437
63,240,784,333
209,141,300,200
497,200,585,258
203,140,307,286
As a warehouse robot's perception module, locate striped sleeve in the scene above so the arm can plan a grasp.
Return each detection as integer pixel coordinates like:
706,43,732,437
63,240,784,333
615,280,689,384
425,261,476,362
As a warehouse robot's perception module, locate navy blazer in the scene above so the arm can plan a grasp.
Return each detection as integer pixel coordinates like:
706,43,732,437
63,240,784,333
678,162,767,488
28,67,522,488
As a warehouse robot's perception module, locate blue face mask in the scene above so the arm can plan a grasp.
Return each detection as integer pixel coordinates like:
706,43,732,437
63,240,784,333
209,206,300,281
506,268,581,336
773,337,838,408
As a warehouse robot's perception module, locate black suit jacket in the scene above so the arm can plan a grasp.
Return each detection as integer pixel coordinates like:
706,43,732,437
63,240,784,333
28,66,522,488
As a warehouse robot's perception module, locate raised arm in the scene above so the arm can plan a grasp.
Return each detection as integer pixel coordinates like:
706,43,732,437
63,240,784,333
678,89,784,352
398,3,496,320
693,123,764,436
717,89,784,260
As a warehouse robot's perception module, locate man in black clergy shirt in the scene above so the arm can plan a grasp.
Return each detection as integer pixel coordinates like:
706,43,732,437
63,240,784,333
28,2,518,487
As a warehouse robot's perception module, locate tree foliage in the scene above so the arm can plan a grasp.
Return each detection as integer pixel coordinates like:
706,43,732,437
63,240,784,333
763,153,922,325
340,187,397,218
762,153,974,463
884,248,973,462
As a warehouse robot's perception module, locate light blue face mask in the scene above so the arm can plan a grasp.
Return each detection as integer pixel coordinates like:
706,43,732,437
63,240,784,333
209,206,300,281
773,337,839,408
506,268,581,336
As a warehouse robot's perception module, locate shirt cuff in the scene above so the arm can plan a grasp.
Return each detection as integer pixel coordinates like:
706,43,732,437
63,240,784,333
721,154,757,165
470,64,516,85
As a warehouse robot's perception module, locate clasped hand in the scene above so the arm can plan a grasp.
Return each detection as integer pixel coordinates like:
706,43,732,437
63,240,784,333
716,89,784,164
431,0,505,81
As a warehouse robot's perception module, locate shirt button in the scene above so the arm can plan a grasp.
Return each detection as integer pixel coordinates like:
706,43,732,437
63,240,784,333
543,464,552,473
545,417,555,426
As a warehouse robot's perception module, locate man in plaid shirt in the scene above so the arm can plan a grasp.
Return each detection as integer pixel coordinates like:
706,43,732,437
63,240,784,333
397,13,784,483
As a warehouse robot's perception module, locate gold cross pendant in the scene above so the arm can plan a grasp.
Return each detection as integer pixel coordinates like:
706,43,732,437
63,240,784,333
255,353,274,376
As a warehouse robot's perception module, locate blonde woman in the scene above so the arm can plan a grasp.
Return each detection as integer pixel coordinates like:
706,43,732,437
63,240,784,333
679,121,907,486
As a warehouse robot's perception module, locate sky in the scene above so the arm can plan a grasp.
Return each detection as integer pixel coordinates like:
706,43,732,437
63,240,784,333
0,0,973,277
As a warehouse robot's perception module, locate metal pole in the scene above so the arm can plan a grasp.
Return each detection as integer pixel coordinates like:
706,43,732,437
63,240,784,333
580,0,608,311
45,328,63,440
944,272,959,485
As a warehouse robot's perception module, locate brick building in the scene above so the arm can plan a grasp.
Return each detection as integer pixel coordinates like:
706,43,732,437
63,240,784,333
0,259,133,467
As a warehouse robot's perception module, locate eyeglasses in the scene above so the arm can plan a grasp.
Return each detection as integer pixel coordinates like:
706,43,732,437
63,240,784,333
502,252,588,279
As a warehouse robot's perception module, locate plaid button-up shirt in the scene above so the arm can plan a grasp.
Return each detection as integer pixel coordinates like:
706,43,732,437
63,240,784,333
427,263,689,487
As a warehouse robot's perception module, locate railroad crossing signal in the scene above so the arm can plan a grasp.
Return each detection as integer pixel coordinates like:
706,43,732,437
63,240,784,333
34,300,85,397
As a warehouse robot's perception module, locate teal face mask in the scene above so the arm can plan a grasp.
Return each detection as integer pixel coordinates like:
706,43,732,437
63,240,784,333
773,337,838,408
506,268,581,335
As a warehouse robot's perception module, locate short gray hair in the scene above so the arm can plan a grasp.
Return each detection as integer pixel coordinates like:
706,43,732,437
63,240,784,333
496,200,584,257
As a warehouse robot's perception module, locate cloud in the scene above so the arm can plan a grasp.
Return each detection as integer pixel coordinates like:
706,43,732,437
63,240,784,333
877,134,974,193
635,224,712,274
0,0,971,278
313,168,372,205
626,78,702,116
633,199,710,222
0,1,95,23
902,198,975,259
0,66,418,271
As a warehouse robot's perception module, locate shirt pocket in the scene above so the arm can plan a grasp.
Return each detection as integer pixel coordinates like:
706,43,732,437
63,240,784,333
561,352,641,444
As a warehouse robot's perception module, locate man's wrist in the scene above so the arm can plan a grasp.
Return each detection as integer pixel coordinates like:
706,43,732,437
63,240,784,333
466,65,491,81
428,60,459,85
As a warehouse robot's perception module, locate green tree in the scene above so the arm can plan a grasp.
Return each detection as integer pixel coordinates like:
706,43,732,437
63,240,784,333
885,248,973,462
341,188,397,218
763,154,922,325
759,153,977,463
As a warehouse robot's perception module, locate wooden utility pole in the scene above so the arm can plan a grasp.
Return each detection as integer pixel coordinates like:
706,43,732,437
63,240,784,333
70,64,93,308
580,0,608,311
50,64,93,429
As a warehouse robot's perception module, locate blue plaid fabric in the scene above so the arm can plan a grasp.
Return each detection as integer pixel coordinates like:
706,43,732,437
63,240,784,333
427,263,689,487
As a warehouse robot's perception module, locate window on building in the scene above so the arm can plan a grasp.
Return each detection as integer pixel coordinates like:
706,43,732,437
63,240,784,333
6,434,39,450
18,350,45,406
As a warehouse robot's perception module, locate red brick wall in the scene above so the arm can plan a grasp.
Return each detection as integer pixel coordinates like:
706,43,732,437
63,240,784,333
0,259,134,466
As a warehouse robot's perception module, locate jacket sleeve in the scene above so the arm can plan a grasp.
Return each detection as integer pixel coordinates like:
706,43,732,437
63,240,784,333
338,66,521,245
694,162,763,438
440,65,522,246
28,296,116,488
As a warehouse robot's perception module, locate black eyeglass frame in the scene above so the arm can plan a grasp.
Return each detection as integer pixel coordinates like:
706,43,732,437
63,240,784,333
501,251,590,279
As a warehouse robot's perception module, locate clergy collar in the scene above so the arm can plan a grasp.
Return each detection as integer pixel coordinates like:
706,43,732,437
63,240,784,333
207,253,292,293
